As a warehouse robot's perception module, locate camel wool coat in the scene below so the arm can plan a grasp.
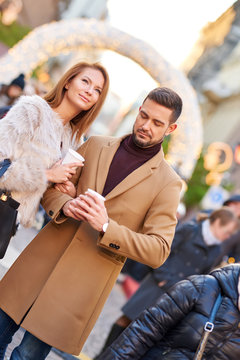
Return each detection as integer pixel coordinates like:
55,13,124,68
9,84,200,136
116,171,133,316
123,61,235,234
0,135,182,355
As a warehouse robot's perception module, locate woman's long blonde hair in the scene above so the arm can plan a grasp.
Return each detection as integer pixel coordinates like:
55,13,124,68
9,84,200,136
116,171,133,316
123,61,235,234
44,62,109,142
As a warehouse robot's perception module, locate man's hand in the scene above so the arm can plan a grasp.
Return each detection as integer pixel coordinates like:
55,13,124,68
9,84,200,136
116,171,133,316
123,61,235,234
62,192,109,232
75,191,108,232
62,197,87,221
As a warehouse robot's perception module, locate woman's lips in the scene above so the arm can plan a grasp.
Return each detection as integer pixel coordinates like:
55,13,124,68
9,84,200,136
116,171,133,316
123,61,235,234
79,94,89,103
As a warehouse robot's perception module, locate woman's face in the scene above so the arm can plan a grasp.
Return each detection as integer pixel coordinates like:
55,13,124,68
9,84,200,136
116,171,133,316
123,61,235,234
211,218,237,241
65,67,105,111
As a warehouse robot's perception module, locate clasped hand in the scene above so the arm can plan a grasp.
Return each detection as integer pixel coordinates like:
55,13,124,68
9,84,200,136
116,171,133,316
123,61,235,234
62,191,108,232
46,159,83,183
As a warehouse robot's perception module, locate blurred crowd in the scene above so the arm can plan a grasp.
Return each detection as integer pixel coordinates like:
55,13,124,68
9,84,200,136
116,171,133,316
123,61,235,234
0,73,47,118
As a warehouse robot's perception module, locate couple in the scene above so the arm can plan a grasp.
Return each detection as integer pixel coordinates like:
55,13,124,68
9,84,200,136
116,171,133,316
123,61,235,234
0,61,183,359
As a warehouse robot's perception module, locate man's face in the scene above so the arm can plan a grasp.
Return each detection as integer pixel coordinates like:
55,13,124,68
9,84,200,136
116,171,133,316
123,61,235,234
7,85,22,99
132,98,177,148
211,218,237,242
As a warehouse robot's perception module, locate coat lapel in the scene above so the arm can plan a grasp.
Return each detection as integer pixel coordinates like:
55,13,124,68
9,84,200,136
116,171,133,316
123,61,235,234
95,135,164,201
95,137,122,194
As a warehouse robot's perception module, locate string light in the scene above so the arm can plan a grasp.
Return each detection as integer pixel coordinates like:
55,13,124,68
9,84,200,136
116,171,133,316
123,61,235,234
0,18,202,180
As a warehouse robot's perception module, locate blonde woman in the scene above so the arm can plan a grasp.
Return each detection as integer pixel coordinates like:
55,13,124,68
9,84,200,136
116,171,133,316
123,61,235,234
0,62,109,227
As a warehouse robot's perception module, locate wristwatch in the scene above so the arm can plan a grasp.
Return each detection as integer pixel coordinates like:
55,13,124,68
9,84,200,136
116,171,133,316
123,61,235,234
102,221,109,233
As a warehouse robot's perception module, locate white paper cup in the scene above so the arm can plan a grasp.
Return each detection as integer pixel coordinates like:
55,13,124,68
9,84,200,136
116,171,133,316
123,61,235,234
87,188,106,202
62,149,85,165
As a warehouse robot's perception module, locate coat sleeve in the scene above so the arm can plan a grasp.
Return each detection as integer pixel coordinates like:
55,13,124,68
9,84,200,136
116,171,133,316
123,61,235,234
0,99,48,192
41,139,89,222
99,277,203,360
98,177,182,268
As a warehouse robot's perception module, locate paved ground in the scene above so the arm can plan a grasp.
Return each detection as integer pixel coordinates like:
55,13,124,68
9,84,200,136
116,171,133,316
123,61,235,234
0,224,127,360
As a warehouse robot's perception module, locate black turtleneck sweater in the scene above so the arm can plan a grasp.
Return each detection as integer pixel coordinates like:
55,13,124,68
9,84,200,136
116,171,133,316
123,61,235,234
102,135,161,197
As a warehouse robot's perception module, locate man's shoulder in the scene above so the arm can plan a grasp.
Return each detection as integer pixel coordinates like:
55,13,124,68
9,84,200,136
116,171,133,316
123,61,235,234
85,135,121,147
160,156,182,183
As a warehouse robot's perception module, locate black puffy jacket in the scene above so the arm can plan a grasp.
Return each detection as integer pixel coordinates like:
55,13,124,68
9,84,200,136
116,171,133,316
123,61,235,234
100,264,240,359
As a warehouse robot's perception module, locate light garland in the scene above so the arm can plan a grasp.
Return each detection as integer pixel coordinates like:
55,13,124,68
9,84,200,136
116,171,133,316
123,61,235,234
0,18,203,180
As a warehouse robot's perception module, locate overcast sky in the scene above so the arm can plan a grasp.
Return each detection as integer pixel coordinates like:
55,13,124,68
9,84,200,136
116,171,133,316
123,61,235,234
101,0,236,102
108,0,236,66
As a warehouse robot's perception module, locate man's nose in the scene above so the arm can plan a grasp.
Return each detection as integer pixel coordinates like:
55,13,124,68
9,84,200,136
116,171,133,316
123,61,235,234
142,120,151,130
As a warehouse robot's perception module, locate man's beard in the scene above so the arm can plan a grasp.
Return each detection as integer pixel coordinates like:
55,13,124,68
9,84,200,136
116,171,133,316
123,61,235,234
132,133,151,148
132,131,163,148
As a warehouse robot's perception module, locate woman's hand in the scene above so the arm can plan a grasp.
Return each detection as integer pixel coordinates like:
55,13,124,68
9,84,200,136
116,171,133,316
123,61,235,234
46,160,83,183
54,180,77,198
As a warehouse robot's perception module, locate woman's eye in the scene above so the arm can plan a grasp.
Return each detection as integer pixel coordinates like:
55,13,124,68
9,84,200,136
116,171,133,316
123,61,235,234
82,79,88,83
95,89,101,95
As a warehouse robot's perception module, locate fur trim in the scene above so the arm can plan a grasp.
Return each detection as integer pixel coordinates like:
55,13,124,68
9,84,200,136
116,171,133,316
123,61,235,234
0,95,77,227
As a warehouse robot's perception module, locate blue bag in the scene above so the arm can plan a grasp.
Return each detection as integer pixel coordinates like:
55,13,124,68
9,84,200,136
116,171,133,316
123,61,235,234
0,158,11,178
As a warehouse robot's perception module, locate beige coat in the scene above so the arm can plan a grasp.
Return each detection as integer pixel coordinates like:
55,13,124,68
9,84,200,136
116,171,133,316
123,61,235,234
0,135,182,355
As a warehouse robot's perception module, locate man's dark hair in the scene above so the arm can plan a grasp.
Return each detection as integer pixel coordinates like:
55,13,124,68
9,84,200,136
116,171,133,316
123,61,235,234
143,87,183,124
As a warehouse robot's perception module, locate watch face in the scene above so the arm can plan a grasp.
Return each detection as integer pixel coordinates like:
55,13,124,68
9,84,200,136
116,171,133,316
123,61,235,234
102,222,109,232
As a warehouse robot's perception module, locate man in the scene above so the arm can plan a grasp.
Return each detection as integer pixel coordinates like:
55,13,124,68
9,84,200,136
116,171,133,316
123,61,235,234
223,194,240,218
0,87,182,358
221,194,240,262
195,194,240,262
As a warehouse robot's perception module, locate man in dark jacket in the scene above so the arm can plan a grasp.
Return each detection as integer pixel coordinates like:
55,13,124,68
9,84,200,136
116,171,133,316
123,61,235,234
98,264,240,360
94,207,239,358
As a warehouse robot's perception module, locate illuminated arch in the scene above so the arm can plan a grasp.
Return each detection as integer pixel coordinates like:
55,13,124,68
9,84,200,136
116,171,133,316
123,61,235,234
0,18,202,179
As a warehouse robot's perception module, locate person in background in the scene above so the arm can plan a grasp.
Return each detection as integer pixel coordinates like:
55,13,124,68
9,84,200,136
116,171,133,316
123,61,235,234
0,87,182,359
220,194,240,263
223,194,240,218
94,207,239,358
196,194,240,263
98,264,240,360
0,73,25,107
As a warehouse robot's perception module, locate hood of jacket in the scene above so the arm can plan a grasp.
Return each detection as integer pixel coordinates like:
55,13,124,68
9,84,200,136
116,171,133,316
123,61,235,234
210,264,240,309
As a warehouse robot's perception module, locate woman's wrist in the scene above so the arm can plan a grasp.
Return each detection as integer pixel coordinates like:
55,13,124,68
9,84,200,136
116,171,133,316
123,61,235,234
46,168,53,182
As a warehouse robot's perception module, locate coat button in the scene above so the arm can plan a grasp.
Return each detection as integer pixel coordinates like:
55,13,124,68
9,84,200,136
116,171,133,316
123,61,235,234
116,245,120,250
49,210,54,216
109,243,114,247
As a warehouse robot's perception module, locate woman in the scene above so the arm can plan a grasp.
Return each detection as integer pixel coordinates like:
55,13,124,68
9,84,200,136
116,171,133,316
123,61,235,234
98,263,240,359
0,61,109,227
0,62,109,359
95,207,239,358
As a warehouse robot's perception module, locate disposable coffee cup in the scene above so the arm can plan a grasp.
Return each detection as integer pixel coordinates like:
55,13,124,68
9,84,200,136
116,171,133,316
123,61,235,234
62,149,85,165
87,188,106,202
